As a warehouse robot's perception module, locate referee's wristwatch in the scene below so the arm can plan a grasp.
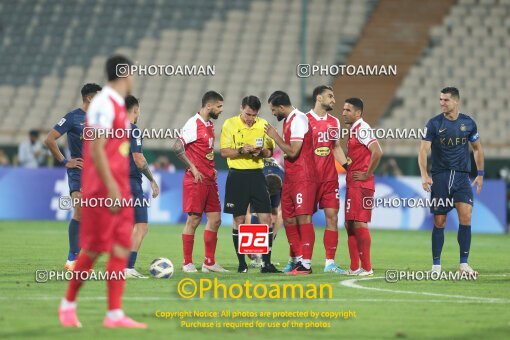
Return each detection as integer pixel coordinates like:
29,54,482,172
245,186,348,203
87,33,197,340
238,147,244,155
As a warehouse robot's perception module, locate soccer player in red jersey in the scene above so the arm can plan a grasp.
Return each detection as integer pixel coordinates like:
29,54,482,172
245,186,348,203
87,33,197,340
342,98,383,276
306,85,349,274
173,91,228,273
59,55,147,328
264,91,317,275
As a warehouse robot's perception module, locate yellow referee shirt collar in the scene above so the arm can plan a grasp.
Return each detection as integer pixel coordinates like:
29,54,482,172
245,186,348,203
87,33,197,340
237,114,261,128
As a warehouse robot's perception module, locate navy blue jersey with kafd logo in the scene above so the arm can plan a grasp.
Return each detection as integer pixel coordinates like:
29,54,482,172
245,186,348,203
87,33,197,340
263,157,284,182
129,123,143,181
423,113,479,174
53,108,86,158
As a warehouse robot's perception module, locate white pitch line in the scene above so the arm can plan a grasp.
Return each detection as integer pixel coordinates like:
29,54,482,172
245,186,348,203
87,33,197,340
340,277,510,303
0,296,507,304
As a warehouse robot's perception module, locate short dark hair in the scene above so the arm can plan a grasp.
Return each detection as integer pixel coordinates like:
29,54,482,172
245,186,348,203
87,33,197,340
266,174,282,196
29,129,39,138
125,95,139,112
201,91,223,107
312,85,333,103
105,55,133,81
241,95,261,111
441,87,460,99
81,83,102,99
345,97,364,112
267,91,291,106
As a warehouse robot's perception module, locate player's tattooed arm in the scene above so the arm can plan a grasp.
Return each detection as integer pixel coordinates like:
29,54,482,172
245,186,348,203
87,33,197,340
171,139,203,183
133,152,160,198
418,140,433,192
470,140,484,194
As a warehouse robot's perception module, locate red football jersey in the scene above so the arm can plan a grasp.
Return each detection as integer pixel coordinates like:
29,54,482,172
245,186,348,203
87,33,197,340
306,110,340,183
82,86,131,198
346,118,377,190
282,109,317,183
180,113,216,185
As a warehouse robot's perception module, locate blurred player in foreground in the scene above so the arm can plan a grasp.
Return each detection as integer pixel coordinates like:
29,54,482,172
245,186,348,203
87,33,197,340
342,98,382,276
173,91,227,273
306,85,349,274
419,87,484,275
59,55,147,328
264,91,317,275
45,83,102,271
125,95,160,278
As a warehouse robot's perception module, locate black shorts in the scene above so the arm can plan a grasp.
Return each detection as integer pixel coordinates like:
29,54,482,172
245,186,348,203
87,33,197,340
224,169,271,216
250,192,281,213
430,170,473,215
130,178,148,224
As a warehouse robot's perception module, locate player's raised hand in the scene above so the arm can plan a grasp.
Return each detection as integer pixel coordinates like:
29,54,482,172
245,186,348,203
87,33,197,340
264,124,277,139
471,176,483,194
66,158,83,169
352,171,369,181
107,183,122,214
422,175,433,192
190,165,203,183
151,181,160,198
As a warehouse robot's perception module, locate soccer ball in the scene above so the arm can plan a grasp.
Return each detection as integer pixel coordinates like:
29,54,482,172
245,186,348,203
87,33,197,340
149,257,174,278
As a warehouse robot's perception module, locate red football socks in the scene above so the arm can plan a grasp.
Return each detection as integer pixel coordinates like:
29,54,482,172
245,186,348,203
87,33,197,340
299,223,315,260
65,252,96,302
285,224,302,257
346,227,360,270
182,234,194,265
354,227,372,271
323,229,338,260
106,255,128,310
203,230,217,265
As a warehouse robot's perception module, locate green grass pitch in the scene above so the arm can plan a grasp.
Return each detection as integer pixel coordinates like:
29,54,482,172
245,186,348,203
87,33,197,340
0,221,509,339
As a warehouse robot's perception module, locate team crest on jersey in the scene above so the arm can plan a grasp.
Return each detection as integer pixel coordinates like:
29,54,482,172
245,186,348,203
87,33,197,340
460,124,466,131
119,141,130,157
205,151,214,160
314,146,331,156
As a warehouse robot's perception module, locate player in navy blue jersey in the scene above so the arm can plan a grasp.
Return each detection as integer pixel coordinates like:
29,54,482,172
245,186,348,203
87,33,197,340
124,95,160,278
246,157,284,267
45,83,102,271
418,87,484,276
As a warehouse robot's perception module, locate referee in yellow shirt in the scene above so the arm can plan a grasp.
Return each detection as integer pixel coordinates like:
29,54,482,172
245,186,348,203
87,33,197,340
220,95,281,273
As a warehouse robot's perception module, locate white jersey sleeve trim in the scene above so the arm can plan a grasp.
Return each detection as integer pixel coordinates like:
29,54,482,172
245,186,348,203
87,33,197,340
290,112,308,141
180,116,199,145
87,95,114,129
357,121,377,147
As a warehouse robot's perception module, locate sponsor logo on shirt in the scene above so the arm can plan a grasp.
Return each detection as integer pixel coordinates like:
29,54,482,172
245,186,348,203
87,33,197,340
119,141,130,157
314,146,331,156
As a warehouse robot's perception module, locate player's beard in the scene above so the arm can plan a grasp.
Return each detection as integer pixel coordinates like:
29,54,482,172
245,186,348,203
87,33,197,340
209,110,220,120
276,113,285,121
323,103,334,112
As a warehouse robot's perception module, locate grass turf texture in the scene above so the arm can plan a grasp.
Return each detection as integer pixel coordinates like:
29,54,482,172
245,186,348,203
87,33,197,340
0,221,509,339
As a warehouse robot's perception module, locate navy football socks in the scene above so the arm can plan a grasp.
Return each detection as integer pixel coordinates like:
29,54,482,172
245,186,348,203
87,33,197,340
431,225,444,265
67,219,80,261
458,224,471,264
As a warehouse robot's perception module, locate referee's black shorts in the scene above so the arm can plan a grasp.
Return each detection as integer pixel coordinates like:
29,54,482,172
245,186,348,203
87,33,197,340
224,169,271,216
